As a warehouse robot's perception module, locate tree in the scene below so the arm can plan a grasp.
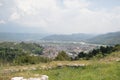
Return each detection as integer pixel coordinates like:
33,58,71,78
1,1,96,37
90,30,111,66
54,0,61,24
78,52,86,58
55,51,71,61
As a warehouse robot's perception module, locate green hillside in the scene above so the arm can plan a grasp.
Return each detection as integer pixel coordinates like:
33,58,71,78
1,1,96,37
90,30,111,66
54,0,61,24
42,31,120,45
0,32,47,41
42,33,94,41
0,51,120,80
87,31,120,45
0,42,120,80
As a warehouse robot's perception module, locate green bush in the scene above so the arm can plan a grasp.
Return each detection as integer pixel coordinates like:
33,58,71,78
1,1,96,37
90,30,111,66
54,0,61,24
55,51,71,61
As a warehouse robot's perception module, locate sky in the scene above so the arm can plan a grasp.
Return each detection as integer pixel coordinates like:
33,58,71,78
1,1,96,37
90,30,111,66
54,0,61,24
0,0,120,34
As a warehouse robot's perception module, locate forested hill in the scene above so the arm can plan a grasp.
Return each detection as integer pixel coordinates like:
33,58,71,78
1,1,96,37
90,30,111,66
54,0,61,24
87,31,120,45
0,42,53,65
42,31,120,45
42,33,95,41
0,31,120,45
0,42,43,55
0,32,47,41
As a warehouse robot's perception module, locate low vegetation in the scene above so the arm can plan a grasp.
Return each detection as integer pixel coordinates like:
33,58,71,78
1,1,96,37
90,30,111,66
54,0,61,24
55,44,120,61
0,42,120,66
0,59,120,80
77,45,114,60
0,42,120,80
55,51,71,61
0,42,52,66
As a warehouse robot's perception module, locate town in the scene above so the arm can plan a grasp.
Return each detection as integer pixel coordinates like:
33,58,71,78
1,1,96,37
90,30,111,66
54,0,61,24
39,41,101,59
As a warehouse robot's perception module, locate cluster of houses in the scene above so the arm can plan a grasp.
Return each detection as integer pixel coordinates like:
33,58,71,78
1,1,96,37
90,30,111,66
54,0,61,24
41,41,99,59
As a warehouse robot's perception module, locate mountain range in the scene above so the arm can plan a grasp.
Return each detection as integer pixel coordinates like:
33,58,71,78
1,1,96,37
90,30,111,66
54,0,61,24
87,31,120,45
42,31,120,45
0,31,120,45
0,33,47,41
42,33,95,42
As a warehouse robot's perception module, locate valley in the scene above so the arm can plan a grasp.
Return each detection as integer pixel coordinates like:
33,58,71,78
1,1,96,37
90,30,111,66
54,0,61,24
39,41,100,58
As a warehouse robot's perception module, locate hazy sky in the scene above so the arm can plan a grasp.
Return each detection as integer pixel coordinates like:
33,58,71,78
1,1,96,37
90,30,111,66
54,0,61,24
0,0,120,34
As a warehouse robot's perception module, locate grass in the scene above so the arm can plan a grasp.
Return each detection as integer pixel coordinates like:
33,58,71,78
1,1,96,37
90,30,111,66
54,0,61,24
0,51,120,80
0,61,120,80
33,62,120,80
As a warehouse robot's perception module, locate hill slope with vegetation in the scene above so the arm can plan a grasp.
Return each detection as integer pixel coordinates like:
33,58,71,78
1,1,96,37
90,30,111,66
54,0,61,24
0,42,120,80
42,33,94,41
42,31,120,45
0,42,52,65
0,49,120,80
0,42,120,65
87,31,120,45
0,32,47,41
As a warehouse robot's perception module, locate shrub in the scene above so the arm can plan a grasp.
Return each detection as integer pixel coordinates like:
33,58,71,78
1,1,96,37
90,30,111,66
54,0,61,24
55,51,71,61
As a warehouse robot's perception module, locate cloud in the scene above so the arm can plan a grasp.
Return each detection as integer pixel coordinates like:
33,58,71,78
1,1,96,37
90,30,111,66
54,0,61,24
14,0,57,15
8,0,59,27
0,3,3,6
10,12,20,20
1,0,120,34
63,0,90,9
9,0,91,27
0,20,5,24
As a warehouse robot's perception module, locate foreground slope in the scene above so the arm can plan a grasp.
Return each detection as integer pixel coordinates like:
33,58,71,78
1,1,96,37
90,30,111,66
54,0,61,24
0,51,120,80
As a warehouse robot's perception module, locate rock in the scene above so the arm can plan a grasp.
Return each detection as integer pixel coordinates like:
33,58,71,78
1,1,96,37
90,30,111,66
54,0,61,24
28,78,41,80
116,58,120,62
11,77,23,80
66,64,85,67
40,75,49,80
57,63,64,68
11,75,49,80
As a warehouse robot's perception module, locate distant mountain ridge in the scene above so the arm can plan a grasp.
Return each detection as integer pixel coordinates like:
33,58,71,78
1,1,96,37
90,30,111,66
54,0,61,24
87,31,120,45
42,33,95,41
0,31,120,45
0,32,47,41
42,31,120,45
